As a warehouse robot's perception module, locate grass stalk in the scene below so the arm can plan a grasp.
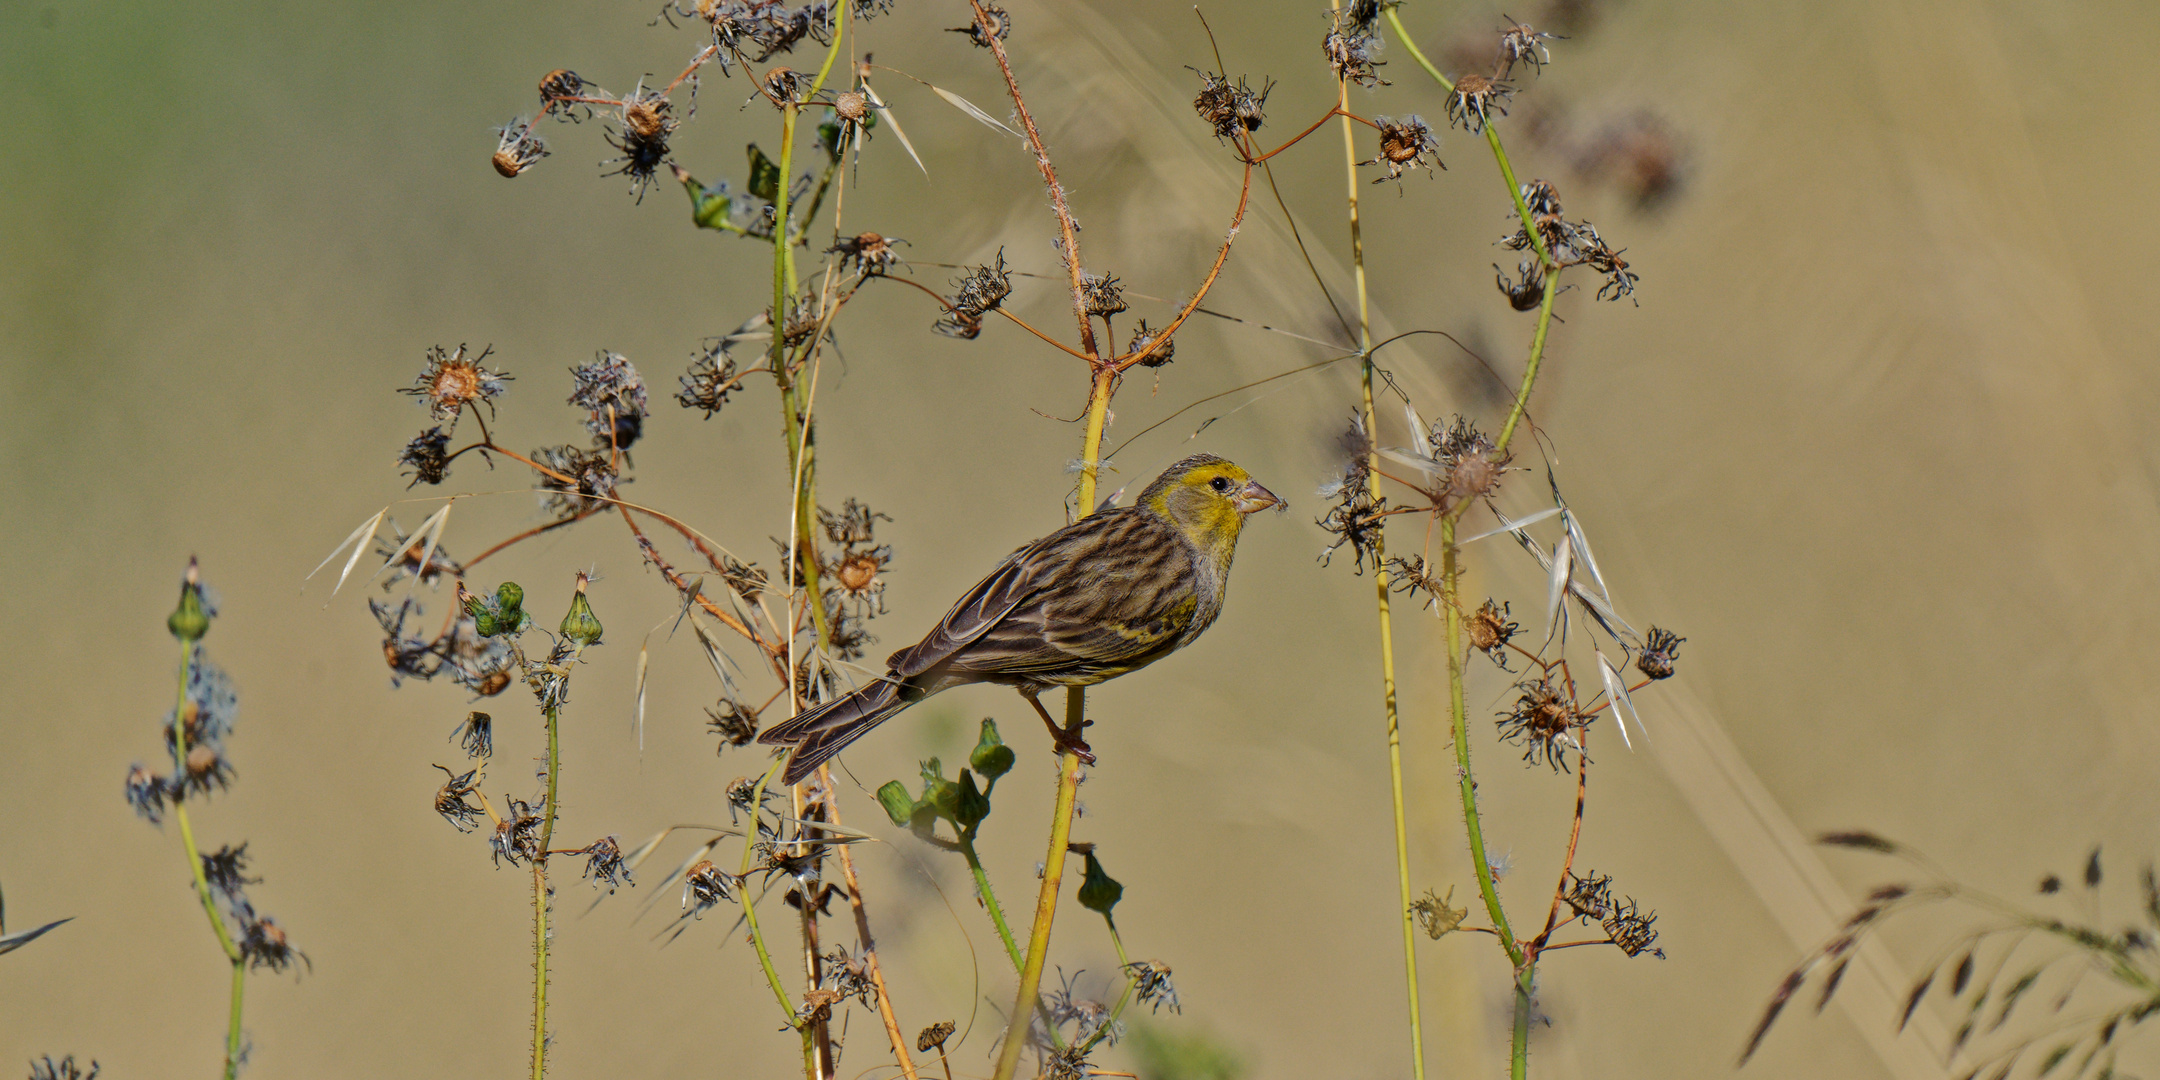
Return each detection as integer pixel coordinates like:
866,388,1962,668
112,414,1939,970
1331,3,1425,1073
167,641,247,1080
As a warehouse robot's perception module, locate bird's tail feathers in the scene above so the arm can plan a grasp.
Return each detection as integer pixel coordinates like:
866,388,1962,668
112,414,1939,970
760,679,908,785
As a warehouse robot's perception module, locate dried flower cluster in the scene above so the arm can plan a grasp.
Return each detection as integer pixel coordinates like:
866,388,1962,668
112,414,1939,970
1191,69,1271,143
1362,115,1443,184
934,251,1014,339
1501,179,1640,302
1323,1,1387,88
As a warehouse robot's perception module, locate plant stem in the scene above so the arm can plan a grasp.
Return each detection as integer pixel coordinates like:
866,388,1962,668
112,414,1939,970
961,837,1026,972
1440,518,1522,965
531,693,562,1080
168,643,246,1079
993,723,1085,1080
1511,970,1534,1080
822,778,922,1080
738,760,802,1027
1332,4,1424,1073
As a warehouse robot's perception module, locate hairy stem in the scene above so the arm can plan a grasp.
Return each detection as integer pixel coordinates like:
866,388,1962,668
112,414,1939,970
1332,6,1424,1073
168,643,246,1079
739,760,802,1027
531,693,561,1080
993,715,1086,1080
1441,518,1523,965
1511,970,1534,1080
961,837,1026,972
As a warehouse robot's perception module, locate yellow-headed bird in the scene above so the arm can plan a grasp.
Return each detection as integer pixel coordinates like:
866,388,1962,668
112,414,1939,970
761,454,1280,783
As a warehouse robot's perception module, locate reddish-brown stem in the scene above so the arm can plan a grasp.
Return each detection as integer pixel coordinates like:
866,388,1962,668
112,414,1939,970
1108,158,1253,372
876,274,1092,361
819,764,922,1080
968,0,1098,359
619,507,788,673
1246,108,1360,164
1535,735,1591,949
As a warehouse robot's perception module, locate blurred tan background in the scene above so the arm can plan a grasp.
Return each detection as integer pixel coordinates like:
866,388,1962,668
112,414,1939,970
7,0,2160,1077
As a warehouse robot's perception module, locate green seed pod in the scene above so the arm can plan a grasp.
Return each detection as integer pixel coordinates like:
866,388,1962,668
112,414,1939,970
559,578,603,646
472,612,501,638
167,560,210,642
747,144,781,203
495,581,524,616
875,780,916,827
969,718,1015,784
680,170,733,231
919,757,960,823
953,769,991,832
1076,850,1123,917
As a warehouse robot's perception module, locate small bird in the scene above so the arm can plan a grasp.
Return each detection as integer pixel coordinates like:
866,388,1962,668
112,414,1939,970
761,454,1280,783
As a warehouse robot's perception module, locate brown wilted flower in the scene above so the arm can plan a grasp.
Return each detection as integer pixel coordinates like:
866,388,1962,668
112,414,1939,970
1126,319,1174,367
1562,869,1613,921
491,796,545,865
1445,74,1513,134
1191,69,1270,142
1467,599,1519,661
240,915,307,973
577,836,629,891
681,859,739,916
1494,259,1545,311
402,344,510,424
1411,886,1468,938
1317,416,1384,571
492,118,549,178
125,764,170,823
707,699,759,751
1433,415,1506,503
177,743,235,797
776,296,823,348
950,5,1010,47
1362,115,1442,184
397,427,452,487
1123,959,1181,1014
830,88,869,122
568,350,650,451
758,66,810,106
936,251,1011,338
453,711,493,758
1520,177,1562,216
538,69,585,106
200,843,259,901
27,1056,97,1080
532,445,622,518
1636,627,1683,680
1323,8,1386,88
1497,676,1587,770
1080,272,1128,318
676,339,740,417
1604,896,1663,958
1497,18,1561,78
917,1020,956,1053
433,764,485,831
828,231,905,276
605,86,675,200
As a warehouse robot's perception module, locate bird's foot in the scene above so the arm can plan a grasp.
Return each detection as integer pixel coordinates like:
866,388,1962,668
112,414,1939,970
1052,723,1097,767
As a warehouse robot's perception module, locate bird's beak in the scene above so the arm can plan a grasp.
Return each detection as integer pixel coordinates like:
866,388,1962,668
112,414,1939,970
1234,479,1282,515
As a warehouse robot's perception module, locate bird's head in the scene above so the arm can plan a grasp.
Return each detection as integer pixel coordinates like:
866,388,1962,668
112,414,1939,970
1139,454,1281,554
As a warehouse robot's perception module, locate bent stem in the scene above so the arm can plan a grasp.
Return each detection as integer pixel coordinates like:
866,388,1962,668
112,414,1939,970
168,641,247,1079
1329,4,1424,1073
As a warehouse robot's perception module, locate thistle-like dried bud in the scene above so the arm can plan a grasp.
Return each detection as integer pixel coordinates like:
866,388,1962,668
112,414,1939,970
1636,627,1684,680
1191,70,1270,142
401,344,510,424
1467,599,1519,657
949,5,1010,47
917,1020,956,1053
1127,319,1175,367
1445,74,1513,134
1080,272,1127,318
538,69,585,105
1363,114,1443,183
492,118,549,178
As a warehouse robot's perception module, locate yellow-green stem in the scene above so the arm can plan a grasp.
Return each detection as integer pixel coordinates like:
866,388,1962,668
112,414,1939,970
992,723,1085,1080
531,695,561,1080
1334,7,1425,1073
961,839,1025,972
1511,970,1534,1080
168,643,246,1079
739,759,802,1027
1440,519,1521,965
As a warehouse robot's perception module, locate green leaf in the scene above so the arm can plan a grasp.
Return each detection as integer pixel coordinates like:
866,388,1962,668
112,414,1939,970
747,144,781,203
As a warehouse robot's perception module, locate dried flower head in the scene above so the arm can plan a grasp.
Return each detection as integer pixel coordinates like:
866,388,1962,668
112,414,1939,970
681,859,739,916
578,836,630,891
1497,676,1587,770
916,1020,956,1053
1412,885,1469,938
401,344,509,424
433,764,485,831
240,914,307,973
27,1056,98,1080
453,711,493,758
828,231,905,276
1520,178,1563,216
532,445,623,518
569,351,650,451
1445,74,1513,134
1433,416,1507,503
1605,896,1663,958
676,339,740,417
1467,599,1519,661
950,5,1010,47
605,86,675,200
1080,272,1128,318
177,743,235,797
491,796,545,865
125,764,170,823
831,88,870,122
1362,115,1442,184
538,69,585,106
1127,319,1175,367
492,118,550,178
1562,869,1613,921
707,699,759,751
1317,416,1384,571
1494,259,1545,311
1636,627,1684,680
936,251,1011,337
1191,70,1270,142
1497,18,1562,78
1324,7,1387,88
397,427,453,487
1123,959,1181,1014
200,843,261,900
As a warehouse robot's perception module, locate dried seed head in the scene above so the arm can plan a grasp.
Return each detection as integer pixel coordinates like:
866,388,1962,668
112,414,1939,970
538,69,585,105
402,344,510,424
1445,74,1513,134
831,89,869,121
454,711,493,758
179,743,235,796
677,339,740,417
1324,6,1387,88
1604,896,1663,958
1497,19,1562,78
605,88,674,200
950,5,1010,47
829,231,905,276
759,66,809,105
950,252,1013,318
1467,599,1519,657
397,427,452,487
1636,627,1684,680
1127,319,1174,367
1563,870,1613,921
569,350,650,450
240,915,306,973
1434,416,1506,502
432,764,484,831
492,118,549,178
1191,69,1271,142
917,1020,957,1053
1521,178,1563,216
1080,272,1127,318
579,836,629,891
1497,676,1587,771
706,699,759,751
531,445,622,518
1123,959,1181,1014
1494,259,1545,311
1362,115,1443,183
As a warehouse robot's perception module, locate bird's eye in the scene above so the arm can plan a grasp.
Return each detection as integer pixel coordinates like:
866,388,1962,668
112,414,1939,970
1209,476,1231,493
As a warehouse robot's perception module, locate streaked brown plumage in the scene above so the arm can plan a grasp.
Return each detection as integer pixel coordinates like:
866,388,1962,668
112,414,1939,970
760,454,1279,783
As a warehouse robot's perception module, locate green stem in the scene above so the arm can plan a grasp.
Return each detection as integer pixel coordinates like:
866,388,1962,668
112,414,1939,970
531,695,561,1080
1331,7,1425,1073
1077,920,1135,1054
739,760,802,1027
1511,971,1533,1080
991,702,1086,1080
168,642,246,1079
1440,517,1523,965
960,837,1025,972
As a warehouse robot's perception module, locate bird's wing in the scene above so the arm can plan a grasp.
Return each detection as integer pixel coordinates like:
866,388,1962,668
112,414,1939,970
938,509,1202,680
883,533,1059,678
